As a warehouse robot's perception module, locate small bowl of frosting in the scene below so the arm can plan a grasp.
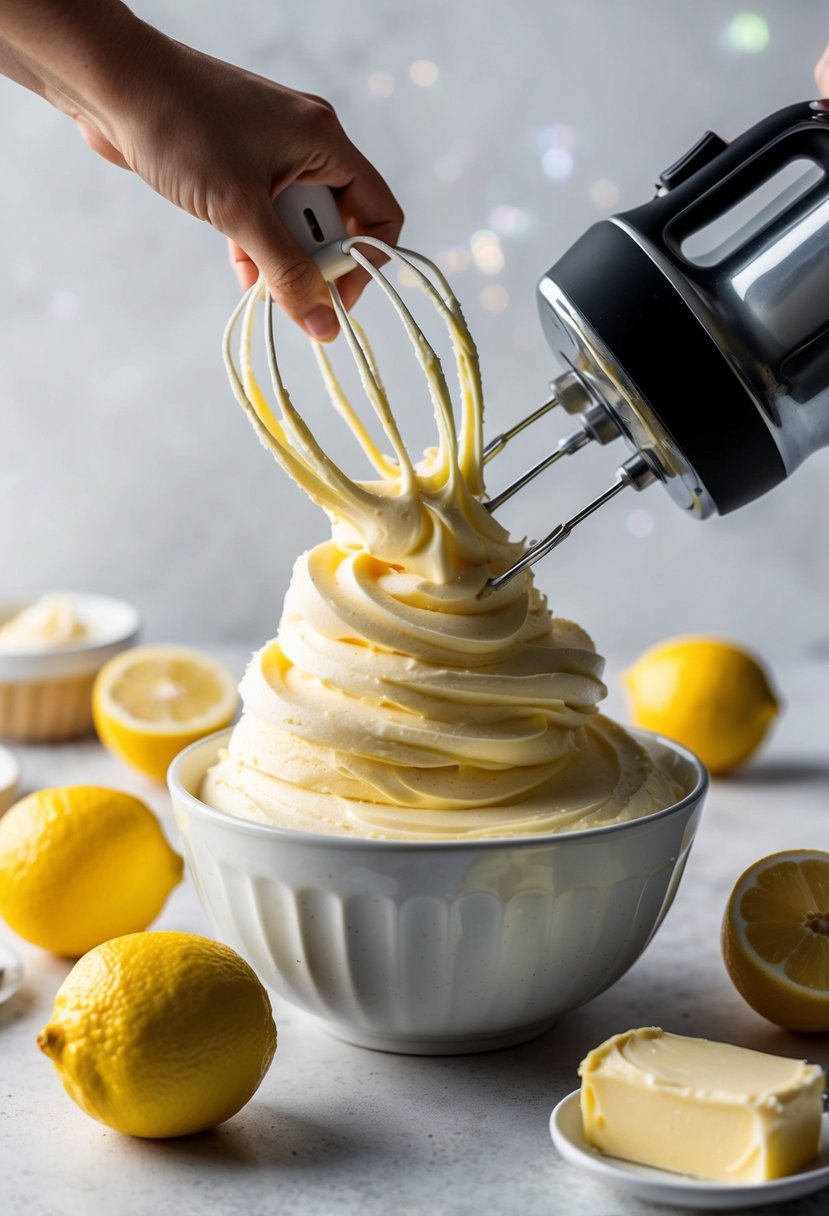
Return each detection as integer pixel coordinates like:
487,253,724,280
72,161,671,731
0,592,140,741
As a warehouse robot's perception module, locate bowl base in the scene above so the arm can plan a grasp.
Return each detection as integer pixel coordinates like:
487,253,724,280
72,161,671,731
313,1015,558,1056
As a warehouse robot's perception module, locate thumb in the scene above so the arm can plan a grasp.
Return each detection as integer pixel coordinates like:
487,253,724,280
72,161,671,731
228,199,339,341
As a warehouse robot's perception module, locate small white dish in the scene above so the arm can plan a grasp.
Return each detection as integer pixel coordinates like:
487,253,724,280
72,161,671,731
0,743,20,814
0,592,140,741
550,1089,829,1210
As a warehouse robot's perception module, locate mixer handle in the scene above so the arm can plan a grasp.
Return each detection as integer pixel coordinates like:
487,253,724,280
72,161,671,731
272,183,354,281
628,101,829,256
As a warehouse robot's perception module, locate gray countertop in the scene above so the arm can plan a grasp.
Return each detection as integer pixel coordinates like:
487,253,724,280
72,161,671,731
2,652,829,1216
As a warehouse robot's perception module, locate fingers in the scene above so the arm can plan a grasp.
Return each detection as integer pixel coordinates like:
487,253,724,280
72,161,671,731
226,196,339,340
816,42,829,96
295,148,402,312
227,239,258,291
224,172,401,331
329,155,404,249
218,94,404,337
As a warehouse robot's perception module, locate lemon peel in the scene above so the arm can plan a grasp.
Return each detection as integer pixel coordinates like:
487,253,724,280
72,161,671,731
623,636,779,774
38,931,276,1137
0,786,182,956
722,849,829,1033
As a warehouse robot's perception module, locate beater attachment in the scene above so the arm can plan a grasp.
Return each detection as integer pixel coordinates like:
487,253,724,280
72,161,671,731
224,184,660,592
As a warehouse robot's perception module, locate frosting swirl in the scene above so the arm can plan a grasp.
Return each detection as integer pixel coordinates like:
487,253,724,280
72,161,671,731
0,594,88,650
203,241,683,838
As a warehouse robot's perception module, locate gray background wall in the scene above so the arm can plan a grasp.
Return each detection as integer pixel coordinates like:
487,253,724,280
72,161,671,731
2,1,827,674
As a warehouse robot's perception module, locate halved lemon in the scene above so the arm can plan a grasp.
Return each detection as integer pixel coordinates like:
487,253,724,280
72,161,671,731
93,645,238,780
722,849,829,1032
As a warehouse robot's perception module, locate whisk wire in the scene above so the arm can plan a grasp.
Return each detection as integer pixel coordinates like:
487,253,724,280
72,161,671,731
346,241,460,491
325,276,417,487
310,325,399,479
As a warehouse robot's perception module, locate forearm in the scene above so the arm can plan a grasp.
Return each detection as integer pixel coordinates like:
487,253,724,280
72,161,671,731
0,0,154,126
0,0,403,336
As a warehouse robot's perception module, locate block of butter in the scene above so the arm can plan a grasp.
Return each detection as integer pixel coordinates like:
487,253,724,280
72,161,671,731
579,1027,825,1183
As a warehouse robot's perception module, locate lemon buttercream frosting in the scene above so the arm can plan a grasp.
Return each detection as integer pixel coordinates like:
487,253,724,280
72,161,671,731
202,245,683,839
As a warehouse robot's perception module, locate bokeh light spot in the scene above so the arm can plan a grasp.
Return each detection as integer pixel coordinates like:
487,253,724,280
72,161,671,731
626,508,655,539
480,284,510,314
395,265,420,289
721,13,769,54
470,230,505,275
437,246,471,273
488,205,534,237
542,147,574,181
589,179,621,209
410,59,439,87
367,71,395,97
531,123,575,152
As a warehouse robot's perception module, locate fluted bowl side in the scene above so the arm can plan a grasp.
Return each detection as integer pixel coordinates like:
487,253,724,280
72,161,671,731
169,730,707,1054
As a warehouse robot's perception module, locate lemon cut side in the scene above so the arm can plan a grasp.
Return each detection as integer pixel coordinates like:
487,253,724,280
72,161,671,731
93,645,238,780
722,849,829,1032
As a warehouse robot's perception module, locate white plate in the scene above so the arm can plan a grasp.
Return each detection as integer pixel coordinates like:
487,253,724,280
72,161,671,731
550,1089,829,1210
0,743,20,815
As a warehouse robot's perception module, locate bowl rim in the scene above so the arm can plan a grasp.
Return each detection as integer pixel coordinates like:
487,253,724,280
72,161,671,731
168,726,709,852
0,592,141,679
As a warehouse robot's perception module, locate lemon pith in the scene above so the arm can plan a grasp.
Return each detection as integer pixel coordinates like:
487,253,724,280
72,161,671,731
623,636,779,774
93,645,238,780
37,931,277,1137
0,786,182,956
722,849,829,1032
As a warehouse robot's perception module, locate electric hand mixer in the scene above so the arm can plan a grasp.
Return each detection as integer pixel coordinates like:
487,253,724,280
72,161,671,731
227,101,829,589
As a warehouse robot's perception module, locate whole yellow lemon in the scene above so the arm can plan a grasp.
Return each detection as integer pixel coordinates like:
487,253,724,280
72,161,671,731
0,786,183,956
38,931,276,1137
623,637,779,775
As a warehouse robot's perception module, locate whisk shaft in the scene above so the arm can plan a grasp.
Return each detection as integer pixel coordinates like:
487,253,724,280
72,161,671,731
485,479,628,592
485,429,592,512
482,396,559,462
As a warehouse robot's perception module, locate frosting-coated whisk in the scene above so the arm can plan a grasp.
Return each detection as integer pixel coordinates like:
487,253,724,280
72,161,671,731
229,99,829,593
224,183,652,593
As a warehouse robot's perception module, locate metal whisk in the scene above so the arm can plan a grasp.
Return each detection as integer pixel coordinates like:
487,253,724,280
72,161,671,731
480,372,657,590
226,184,657,592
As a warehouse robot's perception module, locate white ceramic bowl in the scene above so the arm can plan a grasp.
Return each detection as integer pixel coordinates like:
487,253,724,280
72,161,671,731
0,593,140,740
169,730,707,1055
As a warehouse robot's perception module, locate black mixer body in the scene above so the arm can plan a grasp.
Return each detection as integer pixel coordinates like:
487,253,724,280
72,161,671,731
537,100,829,519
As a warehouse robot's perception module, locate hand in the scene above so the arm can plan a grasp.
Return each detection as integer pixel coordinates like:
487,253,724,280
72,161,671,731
74,31,403,340
0,2,402,341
